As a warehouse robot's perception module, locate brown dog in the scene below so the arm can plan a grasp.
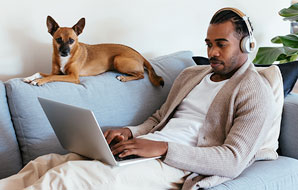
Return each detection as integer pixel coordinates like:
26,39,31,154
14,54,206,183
23,16,164,87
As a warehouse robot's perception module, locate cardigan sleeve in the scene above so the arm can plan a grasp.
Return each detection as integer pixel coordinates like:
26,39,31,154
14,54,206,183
163,74,277,178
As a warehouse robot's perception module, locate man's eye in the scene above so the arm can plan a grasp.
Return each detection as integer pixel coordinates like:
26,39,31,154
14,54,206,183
206,43,212,48
217,43,226,48
56,38,63,44
69,38,74,44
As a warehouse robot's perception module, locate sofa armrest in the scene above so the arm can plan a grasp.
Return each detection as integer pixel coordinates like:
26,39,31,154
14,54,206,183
279,93,298,159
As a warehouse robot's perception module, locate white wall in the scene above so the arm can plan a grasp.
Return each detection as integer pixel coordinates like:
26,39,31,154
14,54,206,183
0,0,291,81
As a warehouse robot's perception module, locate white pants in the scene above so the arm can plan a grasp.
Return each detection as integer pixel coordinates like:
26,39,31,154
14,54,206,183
0,153,188,190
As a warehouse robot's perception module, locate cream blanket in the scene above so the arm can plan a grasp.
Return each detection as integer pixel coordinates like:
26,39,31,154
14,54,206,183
0,153,187,190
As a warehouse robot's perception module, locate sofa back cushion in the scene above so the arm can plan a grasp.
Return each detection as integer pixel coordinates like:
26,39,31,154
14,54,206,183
0,81,22,178
5,51,195,165
279,93,298,159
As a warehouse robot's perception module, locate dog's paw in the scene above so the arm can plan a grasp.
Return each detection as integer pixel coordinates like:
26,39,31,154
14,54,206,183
23,77,33,83
30,81,38,86
32,78,47,86
23,73,42,83
23,73,43,84
116,75,123,81
116,75,127,82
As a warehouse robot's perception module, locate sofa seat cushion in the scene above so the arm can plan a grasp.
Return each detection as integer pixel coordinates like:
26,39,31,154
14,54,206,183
209,156,298,190
5,51,196,165
0,81,22,179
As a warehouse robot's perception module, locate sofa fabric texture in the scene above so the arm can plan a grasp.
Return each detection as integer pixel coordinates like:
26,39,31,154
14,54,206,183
279,93,298,160
0,82,22,179
209,156,298,190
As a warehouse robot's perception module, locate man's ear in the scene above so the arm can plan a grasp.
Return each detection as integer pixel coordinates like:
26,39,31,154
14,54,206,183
72,18,85,36
47,16,60,36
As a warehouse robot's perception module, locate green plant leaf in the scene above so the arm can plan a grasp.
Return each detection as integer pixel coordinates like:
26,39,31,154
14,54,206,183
279,54,298,62
271,34,298,48
254,3,298,65
290,54,298,61
253,46,298,65
271,36,282,44
279,3,298,22
276,53,288,61
280,3,298,16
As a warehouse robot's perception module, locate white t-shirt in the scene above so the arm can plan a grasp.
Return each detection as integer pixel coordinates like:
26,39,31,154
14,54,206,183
138,73,228,146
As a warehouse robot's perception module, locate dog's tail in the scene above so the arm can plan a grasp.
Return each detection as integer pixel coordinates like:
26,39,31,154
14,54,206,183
144,59,164,87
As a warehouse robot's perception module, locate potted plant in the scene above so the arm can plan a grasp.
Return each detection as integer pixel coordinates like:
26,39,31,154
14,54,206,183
253,3,298,65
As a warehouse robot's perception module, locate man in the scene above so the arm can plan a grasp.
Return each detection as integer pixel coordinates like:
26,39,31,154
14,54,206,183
0,8,277,190
104,8,277,189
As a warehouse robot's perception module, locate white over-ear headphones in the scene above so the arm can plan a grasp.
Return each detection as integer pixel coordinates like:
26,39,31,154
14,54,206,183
214,7,256,53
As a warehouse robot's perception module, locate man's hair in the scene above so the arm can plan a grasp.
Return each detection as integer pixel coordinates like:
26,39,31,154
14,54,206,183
210,10,253,39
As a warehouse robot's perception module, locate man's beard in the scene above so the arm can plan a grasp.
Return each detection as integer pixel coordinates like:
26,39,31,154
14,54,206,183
209,54,238,75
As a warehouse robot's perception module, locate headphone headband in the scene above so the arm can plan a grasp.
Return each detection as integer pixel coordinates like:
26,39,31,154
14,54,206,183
214,7,256,53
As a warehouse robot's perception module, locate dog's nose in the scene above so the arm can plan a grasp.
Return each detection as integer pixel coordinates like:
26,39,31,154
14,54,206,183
59,45,70,57
60,51,69,57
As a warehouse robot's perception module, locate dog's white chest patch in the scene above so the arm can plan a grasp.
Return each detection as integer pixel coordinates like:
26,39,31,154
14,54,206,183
60,55,70,74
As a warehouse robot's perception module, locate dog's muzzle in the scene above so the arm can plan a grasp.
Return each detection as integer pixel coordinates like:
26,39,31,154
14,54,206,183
59,44,70,57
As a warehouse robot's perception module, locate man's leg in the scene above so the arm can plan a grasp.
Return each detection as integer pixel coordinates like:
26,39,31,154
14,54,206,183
25,159,188,190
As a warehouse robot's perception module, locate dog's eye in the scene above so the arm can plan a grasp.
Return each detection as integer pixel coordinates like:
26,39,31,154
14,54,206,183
69,38,74,44
56,38,63,44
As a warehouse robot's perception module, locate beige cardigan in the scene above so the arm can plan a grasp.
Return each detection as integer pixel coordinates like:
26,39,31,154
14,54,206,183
128,61,279,189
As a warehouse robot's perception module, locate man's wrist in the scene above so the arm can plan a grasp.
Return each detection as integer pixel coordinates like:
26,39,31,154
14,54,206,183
124,128,133,139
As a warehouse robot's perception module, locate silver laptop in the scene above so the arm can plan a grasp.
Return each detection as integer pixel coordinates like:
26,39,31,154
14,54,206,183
38,97,160,167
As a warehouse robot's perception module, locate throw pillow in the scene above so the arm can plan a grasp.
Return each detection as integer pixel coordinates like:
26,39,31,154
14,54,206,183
192,56,298,97
192,56,210,65
272,61,298,96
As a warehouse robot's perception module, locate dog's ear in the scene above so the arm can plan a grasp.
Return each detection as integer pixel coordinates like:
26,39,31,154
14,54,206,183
47,16,60,36
72,18,85,36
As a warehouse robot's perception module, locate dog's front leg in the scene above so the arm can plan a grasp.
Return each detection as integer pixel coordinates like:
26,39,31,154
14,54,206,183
23,72,50,85
23,63,62,85
33,74,80,86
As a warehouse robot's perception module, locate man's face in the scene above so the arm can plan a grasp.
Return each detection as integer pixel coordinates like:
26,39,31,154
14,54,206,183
205,21,246,79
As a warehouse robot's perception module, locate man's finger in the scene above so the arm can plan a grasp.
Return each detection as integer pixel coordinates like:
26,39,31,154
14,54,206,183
111,143,137,156
106,132,119,145
103,130,111,138
111,139,135,150
115,135,124,142
119,149,138,158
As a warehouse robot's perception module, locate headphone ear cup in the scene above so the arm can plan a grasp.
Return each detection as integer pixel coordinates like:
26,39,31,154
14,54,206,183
240,36,256,53
240,36,251,53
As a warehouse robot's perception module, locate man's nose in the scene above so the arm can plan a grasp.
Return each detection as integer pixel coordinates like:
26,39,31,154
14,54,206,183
208,46,220,57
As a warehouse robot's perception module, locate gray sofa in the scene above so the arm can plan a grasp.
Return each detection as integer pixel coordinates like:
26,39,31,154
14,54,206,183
0,51,297,189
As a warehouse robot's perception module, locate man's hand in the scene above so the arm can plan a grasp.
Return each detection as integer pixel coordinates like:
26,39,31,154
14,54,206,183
104,128,132,145
111,138,168,158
